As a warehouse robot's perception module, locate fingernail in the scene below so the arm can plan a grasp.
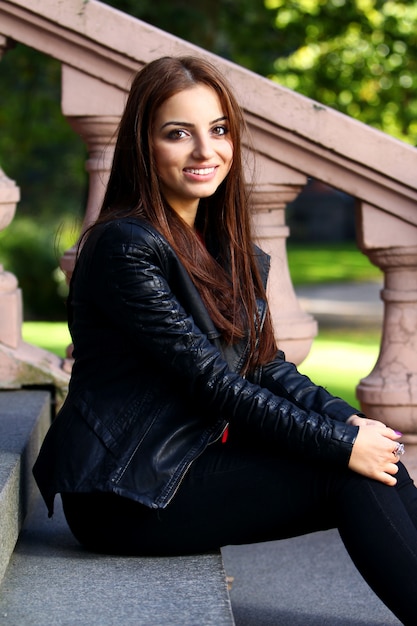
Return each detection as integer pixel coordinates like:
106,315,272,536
395,431,403,436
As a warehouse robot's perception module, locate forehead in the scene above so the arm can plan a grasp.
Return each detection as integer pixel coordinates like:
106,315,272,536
155,85,225,123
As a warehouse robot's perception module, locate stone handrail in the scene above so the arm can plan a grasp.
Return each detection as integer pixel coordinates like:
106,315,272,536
1,0,416,437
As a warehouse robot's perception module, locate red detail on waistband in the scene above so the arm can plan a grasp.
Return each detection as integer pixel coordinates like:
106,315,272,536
222,426,229,444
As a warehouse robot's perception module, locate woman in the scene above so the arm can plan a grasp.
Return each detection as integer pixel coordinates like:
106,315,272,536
33,56,417,624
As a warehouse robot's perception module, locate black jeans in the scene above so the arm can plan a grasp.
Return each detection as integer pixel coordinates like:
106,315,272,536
62,435,417,625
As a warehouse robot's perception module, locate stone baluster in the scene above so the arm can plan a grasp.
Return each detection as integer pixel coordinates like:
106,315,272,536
356,245,417,441
0,170,69,402
251,183,318,365
0,40,24,380
60,115,119,278
355,200,417,440
0,38,22,349
58,63,124,366
0,169,21,350
56,115,118,368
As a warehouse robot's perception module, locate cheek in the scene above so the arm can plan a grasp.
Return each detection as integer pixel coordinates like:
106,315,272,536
226,144,234,171
153,147,172,179
226,140,234,163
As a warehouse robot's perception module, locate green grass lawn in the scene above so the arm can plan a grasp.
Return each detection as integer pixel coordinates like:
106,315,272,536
299,328,380,408
287,242,382,285
22,322,71,359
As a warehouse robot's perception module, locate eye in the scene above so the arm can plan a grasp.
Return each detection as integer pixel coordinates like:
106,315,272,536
167,129,189,140
211,125,229,136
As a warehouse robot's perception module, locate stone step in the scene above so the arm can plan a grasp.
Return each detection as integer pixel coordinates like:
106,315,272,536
0,390,235,625
0,390,51,584
0,496,234,625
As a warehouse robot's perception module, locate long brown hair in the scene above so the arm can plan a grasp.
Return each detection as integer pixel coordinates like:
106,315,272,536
95,56,277,372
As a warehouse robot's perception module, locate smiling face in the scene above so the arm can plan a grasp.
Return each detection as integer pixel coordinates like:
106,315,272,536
152,84,234,227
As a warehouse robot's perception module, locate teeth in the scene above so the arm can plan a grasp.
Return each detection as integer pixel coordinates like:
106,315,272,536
186,167,215,175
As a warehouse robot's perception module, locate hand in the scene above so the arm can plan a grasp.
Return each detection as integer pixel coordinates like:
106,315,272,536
346,414,387,428
348,421,402,486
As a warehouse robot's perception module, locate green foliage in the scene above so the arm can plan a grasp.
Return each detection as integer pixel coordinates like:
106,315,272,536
0,217,80,320
0,45,85,319
266,0,417,144
101,0,279,74
0,0,412,320
287,242,382,285
102,0,417,144
0,44,87,218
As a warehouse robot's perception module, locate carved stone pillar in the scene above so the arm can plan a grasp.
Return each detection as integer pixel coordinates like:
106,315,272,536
0,39,21,350
59,63,127,277
356,200,417,440
0,169,21,349
0,170,69,401
251,183,318,365
356,245,417,441
60,115,119,277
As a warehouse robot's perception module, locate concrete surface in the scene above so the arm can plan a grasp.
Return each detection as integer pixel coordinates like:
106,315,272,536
0,496,234,625
0,390,234,625
0,282,415,626
222,281,413,626
296,281,384,327
222,530,401,626
0,391,50,583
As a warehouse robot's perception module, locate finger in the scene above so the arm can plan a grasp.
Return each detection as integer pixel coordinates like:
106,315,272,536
373,466,398,485
347,416,386,428
365,419,387,428
386,462,399,475
380,473,398,487
380,429,404,443
388,429,403,440
372,462,399,485
391,442,405,459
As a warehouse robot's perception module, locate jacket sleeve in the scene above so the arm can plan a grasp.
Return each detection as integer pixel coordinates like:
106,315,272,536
258,352,364,423
91,222,359,467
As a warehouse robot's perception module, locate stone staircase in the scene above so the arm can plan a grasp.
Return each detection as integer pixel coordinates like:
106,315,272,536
0,390,235,625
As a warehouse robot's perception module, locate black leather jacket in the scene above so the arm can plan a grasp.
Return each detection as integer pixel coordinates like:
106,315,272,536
33,218,360,516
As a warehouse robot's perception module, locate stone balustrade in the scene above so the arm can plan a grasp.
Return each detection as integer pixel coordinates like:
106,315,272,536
0,0,416,437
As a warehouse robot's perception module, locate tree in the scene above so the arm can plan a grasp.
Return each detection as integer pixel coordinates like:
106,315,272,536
1,0,415,316
102,0,417,144
0,45,86,219
265,0,417,145
102,0,279,75
0,45,85,319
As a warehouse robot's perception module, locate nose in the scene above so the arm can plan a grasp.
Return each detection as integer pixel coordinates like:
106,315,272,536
192,134,215,160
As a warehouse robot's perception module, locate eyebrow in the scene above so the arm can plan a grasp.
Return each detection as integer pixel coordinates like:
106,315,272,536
160,115,228,130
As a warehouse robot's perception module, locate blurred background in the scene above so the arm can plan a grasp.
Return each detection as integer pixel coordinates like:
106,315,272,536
1,0,416,403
